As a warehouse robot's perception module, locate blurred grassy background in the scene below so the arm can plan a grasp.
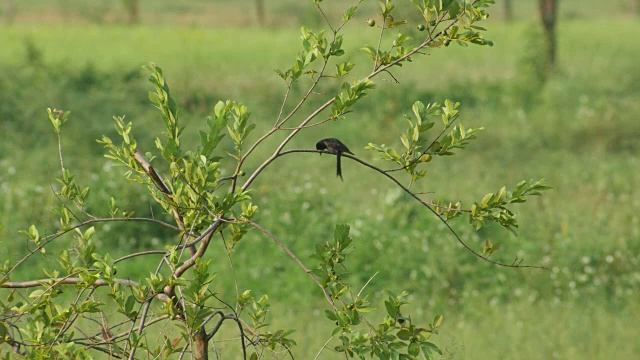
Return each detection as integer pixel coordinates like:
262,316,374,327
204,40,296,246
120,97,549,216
1,1,640,359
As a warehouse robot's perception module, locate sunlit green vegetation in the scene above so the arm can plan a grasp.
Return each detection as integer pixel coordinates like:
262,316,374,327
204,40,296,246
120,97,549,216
1,1,639,358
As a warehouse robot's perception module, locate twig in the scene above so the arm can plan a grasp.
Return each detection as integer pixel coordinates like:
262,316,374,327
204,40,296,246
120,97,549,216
271,149,547,269
114,250,167,263
246,221,337,310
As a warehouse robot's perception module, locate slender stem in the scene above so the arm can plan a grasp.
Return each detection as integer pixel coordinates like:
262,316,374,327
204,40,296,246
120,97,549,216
173,219,221,278
247,221,337,310
114,250,167,263
57,132,65,174
271,149,547,270
373,21,386,70
241,22,462,192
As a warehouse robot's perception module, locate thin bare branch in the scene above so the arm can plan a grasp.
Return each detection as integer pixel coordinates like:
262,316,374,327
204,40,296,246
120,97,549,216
273,149,547,269
245,220,337,310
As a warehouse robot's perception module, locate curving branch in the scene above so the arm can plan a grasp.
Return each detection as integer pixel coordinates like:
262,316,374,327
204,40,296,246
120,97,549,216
240,21,463,193
268,149,547,270
133,150,197,257
246,221,338,310
172,219,222,278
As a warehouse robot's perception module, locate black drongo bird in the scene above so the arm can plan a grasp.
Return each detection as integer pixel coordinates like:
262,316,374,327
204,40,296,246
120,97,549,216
315,138,354,180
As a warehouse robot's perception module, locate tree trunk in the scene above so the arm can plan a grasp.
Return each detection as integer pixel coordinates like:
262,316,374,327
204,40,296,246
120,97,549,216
255,0,265,26
504,0,513,22
3,0,16,25
123,0,139,25
538,0,559,70
193,327,209,360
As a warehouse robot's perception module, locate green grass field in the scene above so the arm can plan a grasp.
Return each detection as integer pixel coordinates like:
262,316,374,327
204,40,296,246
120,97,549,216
1,1,640,359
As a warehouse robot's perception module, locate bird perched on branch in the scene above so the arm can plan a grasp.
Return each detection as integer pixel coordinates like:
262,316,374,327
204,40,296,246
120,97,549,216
315,138,354,180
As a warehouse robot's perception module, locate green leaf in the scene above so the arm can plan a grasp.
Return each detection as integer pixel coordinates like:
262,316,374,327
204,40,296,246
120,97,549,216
397,329,411,340
29,289,46,299
334,224,351,243
408,342,420,356
480,193,493,207
496,186,506,202
325,310,337,321
412,101,426,123
433,314,443,328
393,33,411,47
421,341,442,355
361,45,378,59
342,6,357,22
384,300,397,318
125,295,137,317
84,227,96,240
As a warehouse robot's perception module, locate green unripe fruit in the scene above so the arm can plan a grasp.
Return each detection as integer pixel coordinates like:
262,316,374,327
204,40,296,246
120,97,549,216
429,20,436,26
367,19,376,27
417,24,426,31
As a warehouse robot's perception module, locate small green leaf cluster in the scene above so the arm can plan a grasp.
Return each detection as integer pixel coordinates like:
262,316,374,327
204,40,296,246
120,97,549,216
343,6,358,23
145,62,182,161
239,291,270,331
371,291,443,360
47,108,70,134
228,201,259,247
180,259,217,332
74,226,98,268
470,179,552,233
379,0,408,29
312,224,354,298
275,27,346,82
358,0,496,71
238,290,297,353
332,78,376,117
98,115,142,176
411,0,494,46
335,60,355,78
55,169,91,206
316,225,444,359
367,100,482,184
107,196,135,218
361,33,413,68
223,101,255,154
18,224,41,246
